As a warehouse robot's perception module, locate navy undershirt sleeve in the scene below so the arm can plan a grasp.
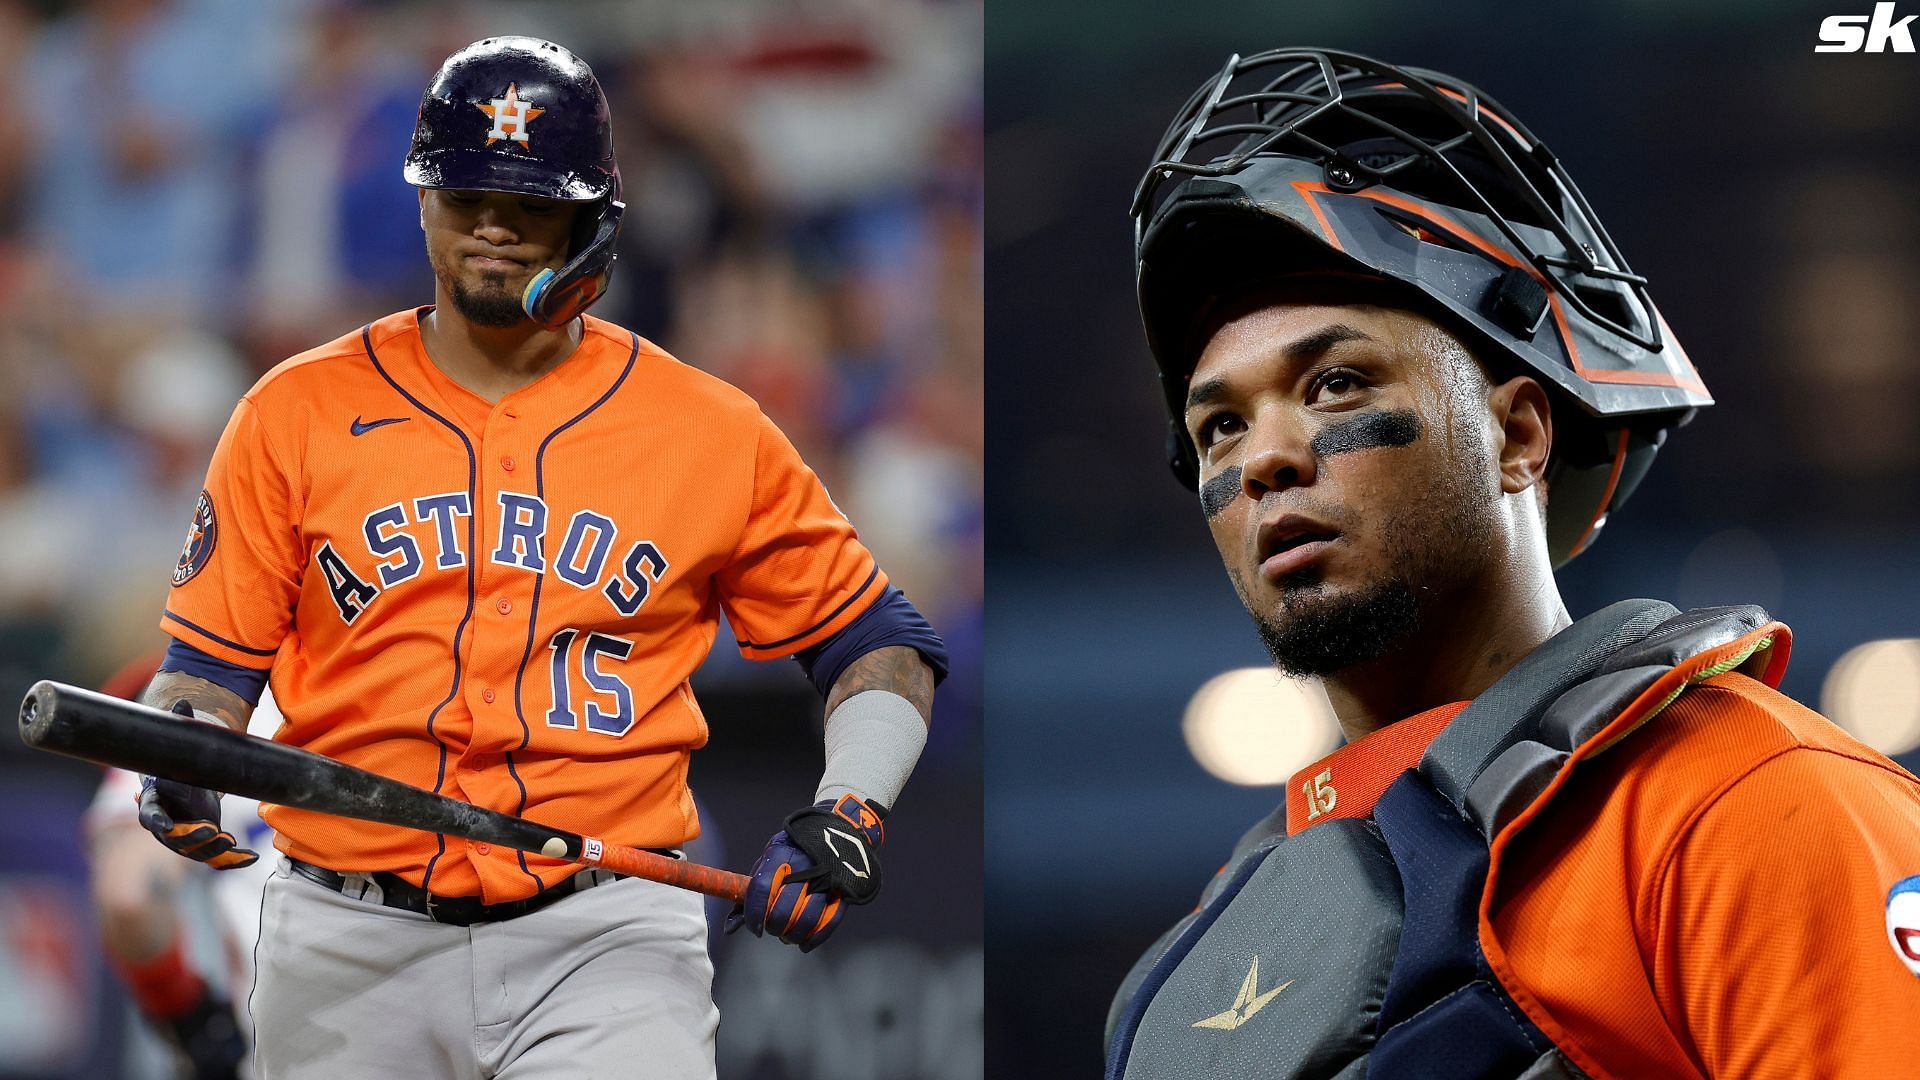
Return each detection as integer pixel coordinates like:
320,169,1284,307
794,585,948,698
159,638,270,706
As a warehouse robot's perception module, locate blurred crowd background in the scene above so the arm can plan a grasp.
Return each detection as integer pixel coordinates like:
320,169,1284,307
0,0,980,1077
987,0,1920,1074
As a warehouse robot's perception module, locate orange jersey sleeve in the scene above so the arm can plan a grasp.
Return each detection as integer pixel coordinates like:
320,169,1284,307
161,394,306,668
1654,744,1920,1078
717,411,885,660
1493,672,1920,1079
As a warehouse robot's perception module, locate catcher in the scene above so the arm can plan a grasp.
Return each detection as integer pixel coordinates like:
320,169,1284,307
1107,48,1920,1079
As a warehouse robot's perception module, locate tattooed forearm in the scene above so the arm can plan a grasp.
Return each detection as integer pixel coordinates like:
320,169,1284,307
141,670,255,734
826,645,935,726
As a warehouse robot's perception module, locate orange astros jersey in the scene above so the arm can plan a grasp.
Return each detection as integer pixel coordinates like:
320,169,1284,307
162,308,884,903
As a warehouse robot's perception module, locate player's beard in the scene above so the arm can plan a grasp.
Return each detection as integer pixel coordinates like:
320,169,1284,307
449,272,527,328
429,244,530,328
1229,415,1498,679
1244,572,1422,678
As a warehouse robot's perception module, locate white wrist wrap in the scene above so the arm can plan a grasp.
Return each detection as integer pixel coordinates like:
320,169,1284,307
816,690,927,811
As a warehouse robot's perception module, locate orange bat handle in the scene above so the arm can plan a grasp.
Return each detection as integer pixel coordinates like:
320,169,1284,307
583,841,749,904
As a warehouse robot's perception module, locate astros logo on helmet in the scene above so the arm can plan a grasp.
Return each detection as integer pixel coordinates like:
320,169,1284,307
476,84,544,146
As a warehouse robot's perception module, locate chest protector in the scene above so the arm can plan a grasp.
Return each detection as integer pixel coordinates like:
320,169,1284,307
1105,600,1785,1080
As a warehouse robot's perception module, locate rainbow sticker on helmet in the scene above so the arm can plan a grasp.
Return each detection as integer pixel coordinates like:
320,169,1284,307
173,490,218,587
1887,874,1920,976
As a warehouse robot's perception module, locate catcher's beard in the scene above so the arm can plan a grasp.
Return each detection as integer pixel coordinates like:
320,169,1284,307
1230,419,1499,679
1245,572,1422,678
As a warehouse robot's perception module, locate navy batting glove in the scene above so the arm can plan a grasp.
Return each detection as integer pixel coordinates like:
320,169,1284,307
136,702,258,871
726,794,885,952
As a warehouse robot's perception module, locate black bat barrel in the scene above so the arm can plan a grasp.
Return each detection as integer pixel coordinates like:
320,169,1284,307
17,680,586,860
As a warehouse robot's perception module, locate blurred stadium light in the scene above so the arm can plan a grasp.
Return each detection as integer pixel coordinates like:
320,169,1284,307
1181,667,1338,785
1823,638,1920,758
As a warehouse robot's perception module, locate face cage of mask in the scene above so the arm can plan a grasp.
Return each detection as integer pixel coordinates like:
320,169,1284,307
1129,47,1662,356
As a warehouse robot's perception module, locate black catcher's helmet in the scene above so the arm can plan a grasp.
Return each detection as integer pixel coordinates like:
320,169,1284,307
1132,49,1711,565
405,36,624,329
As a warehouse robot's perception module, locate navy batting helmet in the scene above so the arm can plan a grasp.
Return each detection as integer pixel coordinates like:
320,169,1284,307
1132,49,1711,565
405,36,623,329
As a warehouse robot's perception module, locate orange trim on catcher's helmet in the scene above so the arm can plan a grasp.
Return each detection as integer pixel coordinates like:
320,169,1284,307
1567,427,1631,560
1649,306,1708,395
1373,82,1529,145
1295,181,1344,250
1292,182,1707,395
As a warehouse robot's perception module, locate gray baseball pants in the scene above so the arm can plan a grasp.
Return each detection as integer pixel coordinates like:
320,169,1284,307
249,857,717,1079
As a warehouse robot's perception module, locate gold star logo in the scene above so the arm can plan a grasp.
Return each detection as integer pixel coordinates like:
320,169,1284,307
1191,956,1293,1031
475,83,546,147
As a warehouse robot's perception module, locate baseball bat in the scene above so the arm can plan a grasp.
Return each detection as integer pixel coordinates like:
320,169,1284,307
19,680,748,904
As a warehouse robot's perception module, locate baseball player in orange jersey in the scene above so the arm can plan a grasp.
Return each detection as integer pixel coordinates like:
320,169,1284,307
1104,49,1920,1079
133,37,946,1079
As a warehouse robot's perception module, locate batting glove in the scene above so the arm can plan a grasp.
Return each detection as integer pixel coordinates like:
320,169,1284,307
726,794,885,952
136,702,258,871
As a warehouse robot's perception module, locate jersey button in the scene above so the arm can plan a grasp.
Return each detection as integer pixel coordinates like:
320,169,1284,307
474,843,491,855
496,597,512,615
482,688,496,704
501,456,516,471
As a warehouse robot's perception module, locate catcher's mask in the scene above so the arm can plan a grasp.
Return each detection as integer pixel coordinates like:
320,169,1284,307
1132,49,1710,565
404,36,624,329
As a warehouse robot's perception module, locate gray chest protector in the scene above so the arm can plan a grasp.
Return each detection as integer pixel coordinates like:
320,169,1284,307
1105,600,1778,1080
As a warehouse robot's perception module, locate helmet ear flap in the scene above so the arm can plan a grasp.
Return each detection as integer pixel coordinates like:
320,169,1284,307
1167,422,1199,489
1542,425,1665,566
522,199,624,329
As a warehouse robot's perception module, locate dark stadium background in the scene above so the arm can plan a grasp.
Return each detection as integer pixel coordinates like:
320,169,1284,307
0,1,979,1078
987,1,1920,1074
